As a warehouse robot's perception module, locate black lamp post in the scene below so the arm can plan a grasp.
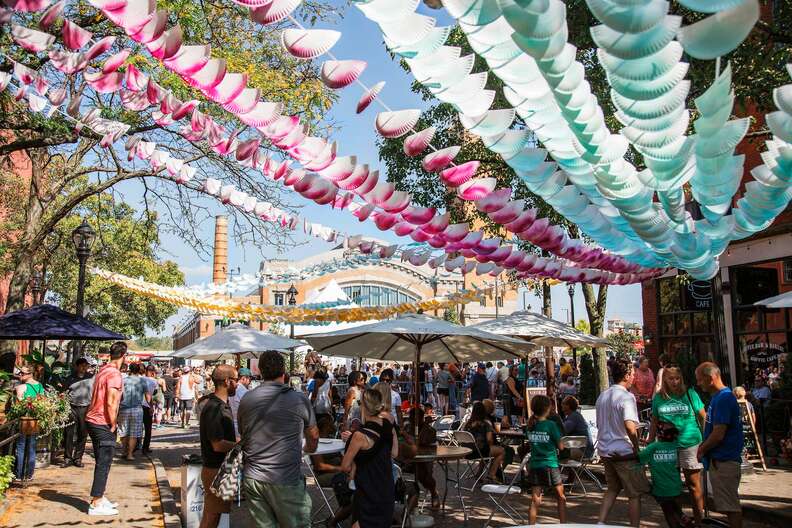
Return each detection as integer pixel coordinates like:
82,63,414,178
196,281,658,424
30,270,43,306
70,219,95,364
287,284,298,373
72,218,96,318
567,282,577,366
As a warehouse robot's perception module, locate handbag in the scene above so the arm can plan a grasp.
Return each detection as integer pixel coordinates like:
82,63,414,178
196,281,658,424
210,386,289,501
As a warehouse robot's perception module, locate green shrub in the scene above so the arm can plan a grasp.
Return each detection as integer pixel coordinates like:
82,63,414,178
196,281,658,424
0,455,13,497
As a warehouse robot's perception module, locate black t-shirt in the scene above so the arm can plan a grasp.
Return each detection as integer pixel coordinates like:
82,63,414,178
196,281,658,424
199,394,236,468
163,375,176,395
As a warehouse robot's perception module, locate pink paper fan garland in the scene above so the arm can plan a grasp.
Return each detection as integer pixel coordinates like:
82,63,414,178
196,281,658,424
68,2,660,279
320,59,367,90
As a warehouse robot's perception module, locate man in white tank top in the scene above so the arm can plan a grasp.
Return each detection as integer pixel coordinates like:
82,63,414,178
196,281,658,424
175,369,196,428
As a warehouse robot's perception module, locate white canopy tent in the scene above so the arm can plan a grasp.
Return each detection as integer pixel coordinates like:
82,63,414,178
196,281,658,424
754,290,792,309
471,311,608,349
171,323,305,361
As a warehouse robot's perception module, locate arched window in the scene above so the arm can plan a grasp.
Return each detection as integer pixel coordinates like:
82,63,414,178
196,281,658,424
342,284,418,306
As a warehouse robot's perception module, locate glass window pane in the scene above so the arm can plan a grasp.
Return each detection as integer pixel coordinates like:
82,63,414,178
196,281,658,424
661,337,690,363
384,288,393,305
736,309,760,333
361,285,370,306
370,286,381,306
676,313,690,335
660,315,674,336
659,278,681,313
737,333,766,382
765,309,786,331
692,312,710,334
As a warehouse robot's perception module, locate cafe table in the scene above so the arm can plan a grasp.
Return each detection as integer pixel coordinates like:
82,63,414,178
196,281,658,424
413,445,473,521
495,426,526,451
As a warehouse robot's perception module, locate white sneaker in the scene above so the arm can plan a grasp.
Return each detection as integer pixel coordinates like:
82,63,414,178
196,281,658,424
89,503,118,516
101,496,119,509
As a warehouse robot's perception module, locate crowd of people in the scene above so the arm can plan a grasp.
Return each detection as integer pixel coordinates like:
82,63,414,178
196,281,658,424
2,342,754,527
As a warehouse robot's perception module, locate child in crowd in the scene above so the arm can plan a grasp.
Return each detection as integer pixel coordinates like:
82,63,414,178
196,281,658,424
639,421,693,528
525,395,567,525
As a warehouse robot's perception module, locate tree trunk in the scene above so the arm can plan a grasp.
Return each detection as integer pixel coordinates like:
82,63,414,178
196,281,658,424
543,281,555,400
582,283,609,394
4,150,49,315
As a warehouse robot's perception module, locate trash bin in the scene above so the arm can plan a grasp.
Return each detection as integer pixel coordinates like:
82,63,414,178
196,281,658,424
181,454,229,528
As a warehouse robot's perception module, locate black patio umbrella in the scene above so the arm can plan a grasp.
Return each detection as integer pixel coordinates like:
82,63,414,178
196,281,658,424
0,304,125,341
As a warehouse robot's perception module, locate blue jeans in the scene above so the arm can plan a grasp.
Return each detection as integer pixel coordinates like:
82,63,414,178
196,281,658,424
14,434,37,479
449,382,458,411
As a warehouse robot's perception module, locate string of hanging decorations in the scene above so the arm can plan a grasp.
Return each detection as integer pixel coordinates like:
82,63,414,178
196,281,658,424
90,267,490,323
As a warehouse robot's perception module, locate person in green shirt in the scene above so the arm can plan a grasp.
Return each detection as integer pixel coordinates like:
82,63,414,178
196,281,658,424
638,421,694,528
648,364,707,524
525,395,567,525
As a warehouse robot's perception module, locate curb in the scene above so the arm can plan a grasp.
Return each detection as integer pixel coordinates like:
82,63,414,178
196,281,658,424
742,502,792,525
152,457,182,528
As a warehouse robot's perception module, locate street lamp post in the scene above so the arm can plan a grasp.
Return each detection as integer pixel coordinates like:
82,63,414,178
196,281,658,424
30,270,43,306
71,218,95,364
567,283,577,366
287,284,298,373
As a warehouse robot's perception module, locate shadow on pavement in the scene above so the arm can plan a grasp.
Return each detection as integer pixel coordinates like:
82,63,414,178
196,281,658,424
38,489,88,514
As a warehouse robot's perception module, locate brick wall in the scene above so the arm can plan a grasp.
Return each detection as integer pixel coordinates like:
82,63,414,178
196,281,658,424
641,279,659,367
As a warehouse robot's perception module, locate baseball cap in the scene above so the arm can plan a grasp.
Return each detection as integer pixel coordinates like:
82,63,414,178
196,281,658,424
238,367,253,377
477,362,486,370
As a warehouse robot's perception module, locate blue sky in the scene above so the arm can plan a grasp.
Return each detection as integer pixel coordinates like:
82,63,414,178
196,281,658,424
114,1,644,336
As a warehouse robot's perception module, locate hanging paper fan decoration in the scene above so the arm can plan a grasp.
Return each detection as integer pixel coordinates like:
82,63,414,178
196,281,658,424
320,60,367,89
14,0,50,12
457,177,497,201
403,127,436,156
281,29,341,59
102,50,131,73
85,36,117,61
422,146,461,172
11,25,55,53
440,160,480,187
239,101,284,127
250,0,302,25
356,81,385,114
164,45,211,76
676,0,760,60
62,20,93,50
375,109,421,138
84,71,123,93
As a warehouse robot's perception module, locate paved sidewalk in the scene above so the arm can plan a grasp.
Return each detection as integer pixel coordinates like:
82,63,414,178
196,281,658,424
150,425,775,527
0,452,165,527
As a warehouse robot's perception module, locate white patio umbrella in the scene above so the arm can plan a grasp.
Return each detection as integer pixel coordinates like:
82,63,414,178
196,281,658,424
754,290,792,308
302,313,535,432
171,323,305,361
471,311,607,348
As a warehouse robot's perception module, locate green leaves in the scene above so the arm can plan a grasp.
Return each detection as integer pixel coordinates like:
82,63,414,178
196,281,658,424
43,191,185,338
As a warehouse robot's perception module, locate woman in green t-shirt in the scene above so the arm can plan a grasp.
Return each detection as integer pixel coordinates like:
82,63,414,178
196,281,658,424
647,364,706,524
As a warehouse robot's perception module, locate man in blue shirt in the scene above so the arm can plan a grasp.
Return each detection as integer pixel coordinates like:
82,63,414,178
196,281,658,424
695,362,743,528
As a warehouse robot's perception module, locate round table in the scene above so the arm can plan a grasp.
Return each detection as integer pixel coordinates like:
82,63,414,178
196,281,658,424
412,446,472,521
496,427,526,451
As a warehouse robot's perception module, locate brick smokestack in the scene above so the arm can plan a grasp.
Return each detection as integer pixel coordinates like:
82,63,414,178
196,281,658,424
212,215,228,284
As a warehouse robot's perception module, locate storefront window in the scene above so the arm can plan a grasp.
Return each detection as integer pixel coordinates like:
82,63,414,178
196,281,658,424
661,315,674,336
731,264,791,386
657,276,719,374
693,312,710,334
736,309,761,332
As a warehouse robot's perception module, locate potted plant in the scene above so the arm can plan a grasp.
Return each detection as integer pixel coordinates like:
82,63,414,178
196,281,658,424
6,389,72,446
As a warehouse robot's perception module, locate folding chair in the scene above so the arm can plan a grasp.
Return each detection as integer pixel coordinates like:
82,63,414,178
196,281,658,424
559,436,589,496
481,452,530,527
578,439,605,491
303,455,342,528
431,415,457,445
451,430,494,492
